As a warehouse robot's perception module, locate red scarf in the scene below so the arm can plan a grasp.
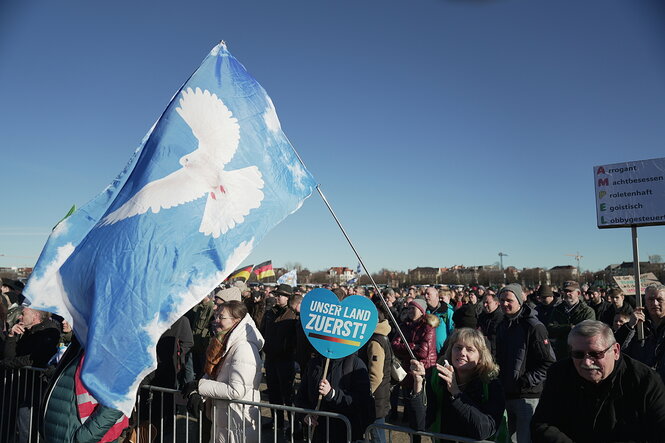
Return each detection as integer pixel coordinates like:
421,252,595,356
75,356,129,442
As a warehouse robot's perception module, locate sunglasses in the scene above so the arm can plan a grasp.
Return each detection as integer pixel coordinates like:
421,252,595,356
570,344,613,360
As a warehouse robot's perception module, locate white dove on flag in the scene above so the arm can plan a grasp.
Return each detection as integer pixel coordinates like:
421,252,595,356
101,87,265,237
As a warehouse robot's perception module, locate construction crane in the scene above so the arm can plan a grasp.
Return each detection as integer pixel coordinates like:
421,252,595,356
498,252,508,271
566,252,583,275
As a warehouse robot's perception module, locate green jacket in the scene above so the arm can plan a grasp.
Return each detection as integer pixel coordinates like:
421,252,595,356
546,301,595,360
41,340,125,443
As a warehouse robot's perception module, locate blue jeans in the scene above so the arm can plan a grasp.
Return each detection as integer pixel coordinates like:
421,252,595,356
506,398,539,443
368,417,386,443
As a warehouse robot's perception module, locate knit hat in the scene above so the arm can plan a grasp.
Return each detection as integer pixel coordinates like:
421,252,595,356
410,298,427,315
214,287,241,303
536,284,554,299
233,281,248,292
498,283,524,305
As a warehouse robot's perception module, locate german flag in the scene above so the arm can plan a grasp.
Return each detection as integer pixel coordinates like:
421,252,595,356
228,265,253,282
253,260,275,280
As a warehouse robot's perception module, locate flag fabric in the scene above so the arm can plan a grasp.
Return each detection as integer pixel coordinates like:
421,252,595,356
23,41,317,414
356,262,362,275
277,269,297,287
253,260,275,280
346,277,358,285
228,265,253,282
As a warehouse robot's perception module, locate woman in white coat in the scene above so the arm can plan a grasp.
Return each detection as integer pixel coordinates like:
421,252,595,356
197,300,264,443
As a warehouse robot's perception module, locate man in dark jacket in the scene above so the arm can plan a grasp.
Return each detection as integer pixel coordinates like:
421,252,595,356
261,284,295,429
534,284,558,325
478,292,503,357
532,320,665,442
1,307,60,369
1,307,60,442
546,280,595,360
587,286,611,323
295,353,374,442
495,283,555,443
614,284,665,382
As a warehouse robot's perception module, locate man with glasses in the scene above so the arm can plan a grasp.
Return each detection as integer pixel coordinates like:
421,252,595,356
615,284,665,382
546,281,595,360
532,320,665,442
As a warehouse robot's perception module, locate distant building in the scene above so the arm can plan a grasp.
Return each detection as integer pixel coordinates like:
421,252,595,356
328,267,356,284
408,267,438,284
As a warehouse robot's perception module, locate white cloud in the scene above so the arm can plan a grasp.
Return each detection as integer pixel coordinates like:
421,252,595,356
24,243,76,326
263,97,281,133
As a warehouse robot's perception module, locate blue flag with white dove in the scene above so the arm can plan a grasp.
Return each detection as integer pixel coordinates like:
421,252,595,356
23,42,316,414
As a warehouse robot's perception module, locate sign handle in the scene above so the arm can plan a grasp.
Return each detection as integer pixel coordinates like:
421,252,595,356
631,225,645,341
315,357,331,410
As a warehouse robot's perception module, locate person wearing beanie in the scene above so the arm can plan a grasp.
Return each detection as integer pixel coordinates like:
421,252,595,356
535,284,559,325
452,293,479,330
495,283,555,443
391,298,437,434
546,281,596,360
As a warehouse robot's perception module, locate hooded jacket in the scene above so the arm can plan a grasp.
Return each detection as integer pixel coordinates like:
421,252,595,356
197,314,264,443
359,319,392,418
495,304,556,399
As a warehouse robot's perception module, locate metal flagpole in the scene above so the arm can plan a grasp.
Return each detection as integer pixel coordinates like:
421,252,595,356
631,225,645,341
315,185,416,361
283,126,416,361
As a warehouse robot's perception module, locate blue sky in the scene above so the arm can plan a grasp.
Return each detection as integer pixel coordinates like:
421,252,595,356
2,0,665,273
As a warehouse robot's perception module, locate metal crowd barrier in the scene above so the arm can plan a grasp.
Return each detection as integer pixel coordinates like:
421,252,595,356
365,422,495,443
1,369,493,443
0,366,46,443
134,385,353,443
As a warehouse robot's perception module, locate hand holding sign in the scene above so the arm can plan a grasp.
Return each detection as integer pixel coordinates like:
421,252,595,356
300,288,378,359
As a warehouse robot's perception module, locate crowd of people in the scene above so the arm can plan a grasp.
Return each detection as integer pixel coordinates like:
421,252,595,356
2,276,665,442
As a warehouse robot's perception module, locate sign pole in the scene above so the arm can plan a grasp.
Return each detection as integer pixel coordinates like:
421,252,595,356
631,225,645,341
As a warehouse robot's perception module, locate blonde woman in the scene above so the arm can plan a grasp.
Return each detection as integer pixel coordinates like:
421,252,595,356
409,328,506,441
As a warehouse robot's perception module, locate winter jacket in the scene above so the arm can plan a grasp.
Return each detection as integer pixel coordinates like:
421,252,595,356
295,354,375,442
261,304,288,359
495,304,555,399
535,299,560,326
263,306,298,360
589,300,612,326
546,300,595,360
478,307,504,357
197,314,264,443
615,317,665,383
41,340,126,443
359,319,392,419
532,354,665,443
600,303,634,328
2,318,60,368
408,373,505,441
427,302,455,353
392,317,438,370
145,316,193,389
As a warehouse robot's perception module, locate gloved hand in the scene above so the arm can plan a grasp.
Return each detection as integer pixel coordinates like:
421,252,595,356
181,380,199,398
187,393,204,419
